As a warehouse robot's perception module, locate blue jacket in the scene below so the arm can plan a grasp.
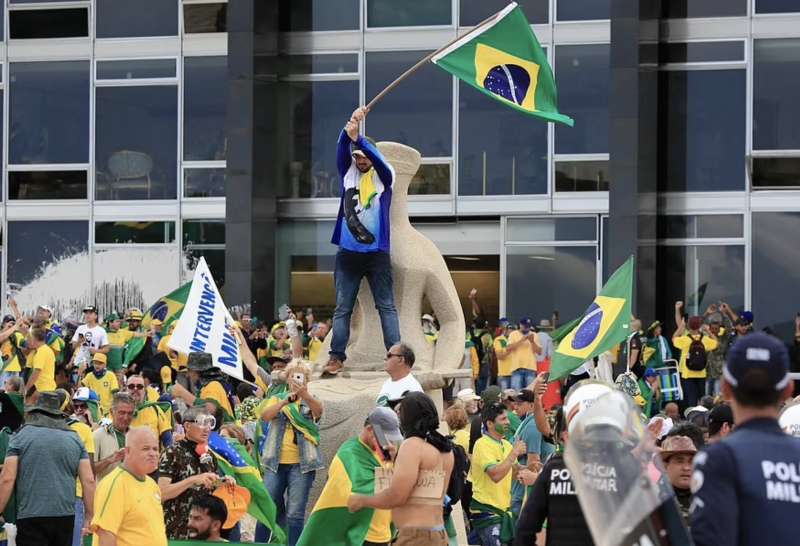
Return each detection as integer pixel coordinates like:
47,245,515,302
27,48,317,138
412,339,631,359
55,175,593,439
260,402,324,475
690,417,800,546
331,130,395,253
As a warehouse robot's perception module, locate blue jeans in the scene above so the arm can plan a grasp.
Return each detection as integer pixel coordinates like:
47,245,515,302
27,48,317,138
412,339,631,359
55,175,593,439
330,249,400,361
476,522,502,546
511,369,536,391
497,376,511,390
255,464,315,546
72,497,84,546
706,378,720,396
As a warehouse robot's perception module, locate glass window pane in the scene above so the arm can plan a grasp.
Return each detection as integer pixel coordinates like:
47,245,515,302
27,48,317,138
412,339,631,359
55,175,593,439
96,86,178,200
658,215,744,239
183,220,225,246
368,0,451,27
752,157,800,188
183,249,225,286
10,9,88,39
9,171,87,199
458,82,547,196
279,80,359,198
757,0,800,13
506,246,597,322
557,0,609,21
97,0,177,38
280,54,358,75
184,57,227,161
555,44,609,154
752,212,800,340
461,0,547,25
97,59,177,80
7,221,89,316
183,3,227,33
655,245,744,326
94,247,180,314
507,217,597,241
409,163,450,195
184,168,226,198
95,221,175,244
555,160,609,192
663,0,747,18
659,70,745,191
279,0,359,31
10,61,90,164
662,41,745,63
366,51,452,157
754,39,800,150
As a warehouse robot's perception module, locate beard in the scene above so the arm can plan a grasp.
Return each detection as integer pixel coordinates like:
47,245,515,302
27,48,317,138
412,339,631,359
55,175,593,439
188,528,211,540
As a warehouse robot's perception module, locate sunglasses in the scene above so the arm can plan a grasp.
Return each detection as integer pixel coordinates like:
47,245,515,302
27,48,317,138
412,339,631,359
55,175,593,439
184,415,216,429
128,384,145,391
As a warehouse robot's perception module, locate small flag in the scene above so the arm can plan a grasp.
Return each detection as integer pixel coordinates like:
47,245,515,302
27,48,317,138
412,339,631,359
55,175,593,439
550,256,635,380
432,3,573,126
122,282,191,367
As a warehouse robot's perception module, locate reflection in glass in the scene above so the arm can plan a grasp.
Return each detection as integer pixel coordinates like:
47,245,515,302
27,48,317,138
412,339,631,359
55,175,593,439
96,0,178,38
95,86,178,200
280,80,358,198
280,54,359,76
184,57,227,161
555,45,610,154
461,0,547,25
368,0,451,27
183,3,227,33
409,164,450,195
7,221,89,317
506,246,597,322
661,41,744,64
754,39,800,150
557,0,609,21
95,222,176,244
183,220,225,246
756,0,800,13
279,0,359,31
9,9,88,39
555,161,609,192
656,245,744,323
752,212,800,340
9,171,87,199
10,61,90,164
184,168,226,198
97,59,177,80
184,249,225,287
506,217,597,242
658,215,744,240
752,157,800,188
459,82,546,195
659,70,745,191
367,51,452,157
662,0,746,18
94,248,180,316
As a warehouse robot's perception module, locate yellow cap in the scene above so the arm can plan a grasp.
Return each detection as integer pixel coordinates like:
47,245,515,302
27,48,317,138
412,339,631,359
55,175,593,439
92,353,107,365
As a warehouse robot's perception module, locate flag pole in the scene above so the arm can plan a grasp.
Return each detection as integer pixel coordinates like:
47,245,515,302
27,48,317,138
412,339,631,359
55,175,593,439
365,8,506,110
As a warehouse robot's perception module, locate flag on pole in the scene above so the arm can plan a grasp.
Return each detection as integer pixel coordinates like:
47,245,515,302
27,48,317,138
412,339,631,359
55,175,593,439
432,2,573,126
550,256,635,380
122,282,191,367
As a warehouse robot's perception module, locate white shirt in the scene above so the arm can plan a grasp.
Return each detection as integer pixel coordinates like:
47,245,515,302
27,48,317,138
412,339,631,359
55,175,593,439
71,324,109,366
377,373,424,405
536,332,554,361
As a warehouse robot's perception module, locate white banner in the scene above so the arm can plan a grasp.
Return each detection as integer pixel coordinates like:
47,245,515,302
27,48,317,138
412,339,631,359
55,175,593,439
168,257,243,381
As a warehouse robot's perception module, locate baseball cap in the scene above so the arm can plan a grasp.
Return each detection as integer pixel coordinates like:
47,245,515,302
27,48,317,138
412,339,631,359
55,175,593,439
83,305,98,314
37,304,53,314
502,389,517,401
421,314,435,322
481,385,502,404
723,332,790,392
519,317,532,327
456,388,480,403
92,353,107,365
128,309,144,321
660,435,697,461
104,312,120,323
740,311,754,324
515,389,536,403
366,406,404,448
73,386,99,402
644,368,657,379
707,404,734,436
2,315,15,324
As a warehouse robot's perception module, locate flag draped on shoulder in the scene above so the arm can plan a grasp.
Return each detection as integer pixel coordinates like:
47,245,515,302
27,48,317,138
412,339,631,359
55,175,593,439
432,2,573,126
296,437,384,546
207,432,286,544
122,282,191,367
550,256,635,380
256,390,320,446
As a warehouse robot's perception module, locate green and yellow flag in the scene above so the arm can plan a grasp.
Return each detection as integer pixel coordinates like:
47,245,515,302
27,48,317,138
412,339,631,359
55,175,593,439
432,2,573,126
550,256,635,380
296,438,386,546
122,282,191,367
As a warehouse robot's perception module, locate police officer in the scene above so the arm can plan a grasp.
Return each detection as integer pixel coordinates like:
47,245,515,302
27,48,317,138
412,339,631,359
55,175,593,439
691,332,800,546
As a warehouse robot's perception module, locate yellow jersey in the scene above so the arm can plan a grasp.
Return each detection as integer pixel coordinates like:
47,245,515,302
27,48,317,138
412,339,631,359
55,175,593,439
29,345,57,392
493,335,513,377
673,333,719,379
70,420,95,497
82,371,119,415
130,404,171,445
508,330,539,372
470,435,513,511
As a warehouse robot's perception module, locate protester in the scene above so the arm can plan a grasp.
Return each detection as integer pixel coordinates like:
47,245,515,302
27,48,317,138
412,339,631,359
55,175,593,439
456,388,480,416
672,302,719,408
306,322,327,363
422,314,439,344
91,427,167,546
71,305,109,369
789,314,800,397
534,320,554,370
659,435,697,523
706,403,734,444
127,374,173,449
0,391,95,544
691,333,800,546
510,389,549,518
0,315,25,385
25,327,58,401
187,495,228,542
493,321,513,390
664,401,680,422
348,392,455,546
93,392,136,479
703,310,730,396
644,320,672,368
376,343,423,408
507,318,540,390
445,404,470,455
170,352,236,423
82,352,119,416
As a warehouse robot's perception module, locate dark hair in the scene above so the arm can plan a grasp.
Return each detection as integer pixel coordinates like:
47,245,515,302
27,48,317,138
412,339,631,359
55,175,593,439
30,328,47,343
237,383,255,401
191,495,228,526
396,343,415,368
398,392,452,453
731,368,782,408
667,422,705,450
699,396,715,410
481,402,505,425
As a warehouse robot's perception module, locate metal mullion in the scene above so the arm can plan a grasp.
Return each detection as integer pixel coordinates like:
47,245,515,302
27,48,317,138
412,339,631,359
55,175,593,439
500,215,507,317
94,78,178,87
657,238,745,246
504,240,598,247
750,149,800,157
553,153,609,162
94,242,177,250
183,0,228,4
2,56,7,312
183,160,226,169
7,163,88,171
660,62,746,71
8,1,89,11
281,73,359,83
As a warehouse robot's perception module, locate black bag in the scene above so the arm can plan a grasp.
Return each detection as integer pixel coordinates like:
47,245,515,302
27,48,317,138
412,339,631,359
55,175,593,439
686,334,708,372
446,443,471,506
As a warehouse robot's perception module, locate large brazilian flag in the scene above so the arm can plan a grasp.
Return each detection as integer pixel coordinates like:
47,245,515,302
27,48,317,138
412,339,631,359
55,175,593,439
296,437,385,546
122,282,191,366
550,256,635,380
432,2,573,126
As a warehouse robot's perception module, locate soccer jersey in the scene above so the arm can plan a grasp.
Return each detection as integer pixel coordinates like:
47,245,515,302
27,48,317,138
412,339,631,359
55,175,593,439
83,370,119,415
29,344,57,392
470,435,513,511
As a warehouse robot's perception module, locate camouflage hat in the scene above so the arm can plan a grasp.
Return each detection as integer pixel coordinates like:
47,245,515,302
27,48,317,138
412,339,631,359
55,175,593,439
187,352,214,372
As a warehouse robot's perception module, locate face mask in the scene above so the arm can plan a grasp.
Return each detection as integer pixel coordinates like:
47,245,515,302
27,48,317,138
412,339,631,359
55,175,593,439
494,423,507,436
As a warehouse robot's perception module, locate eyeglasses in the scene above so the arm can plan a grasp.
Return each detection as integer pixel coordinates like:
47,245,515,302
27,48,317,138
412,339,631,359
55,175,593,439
128,384,145,391
385,353,403,359
184,415,216,430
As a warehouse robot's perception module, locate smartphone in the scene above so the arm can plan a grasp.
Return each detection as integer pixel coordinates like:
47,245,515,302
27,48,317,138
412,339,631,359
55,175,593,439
278,304,291,321
292,372,305,385
539,372,550,384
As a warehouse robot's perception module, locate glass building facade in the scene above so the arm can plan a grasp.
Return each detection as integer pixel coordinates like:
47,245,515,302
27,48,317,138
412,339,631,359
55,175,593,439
0,1,798,340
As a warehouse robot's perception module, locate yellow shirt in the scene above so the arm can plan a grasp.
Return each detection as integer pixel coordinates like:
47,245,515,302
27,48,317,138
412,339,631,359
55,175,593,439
673,333,719,379
470,435,513,511
157,334,188,371
92,466,167,546
453,428,470,455
493,336,513,377
1,332,26,373
307,337,323,363
130,404,171,444
83,371,119,415
30,345,57,392
71,421,95,497
106,330,131,347
263,397,300,465
508,330,539,372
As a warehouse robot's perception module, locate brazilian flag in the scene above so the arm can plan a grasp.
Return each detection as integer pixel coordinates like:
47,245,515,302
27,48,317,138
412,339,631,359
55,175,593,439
432,2,573,126
123,282,191,367
550,256,635,380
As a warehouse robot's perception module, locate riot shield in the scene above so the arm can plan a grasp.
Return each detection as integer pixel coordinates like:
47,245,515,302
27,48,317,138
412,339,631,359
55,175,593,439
564,390,693,546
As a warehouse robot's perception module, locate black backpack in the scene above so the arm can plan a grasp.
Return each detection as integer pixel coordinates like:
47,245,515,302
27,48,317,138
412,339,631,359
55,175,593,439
446,443,471,509
686,334,708,371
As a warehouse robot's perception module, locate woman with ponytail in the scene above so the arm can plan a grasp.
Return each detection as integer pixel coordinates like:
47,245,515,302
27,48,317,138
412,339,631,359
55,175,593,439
348,391,454,546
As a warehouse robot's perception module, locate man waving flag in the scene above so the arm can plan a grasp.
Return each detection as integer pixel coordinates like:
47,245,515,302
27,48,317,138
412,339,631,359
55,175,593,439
550,256,635,380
